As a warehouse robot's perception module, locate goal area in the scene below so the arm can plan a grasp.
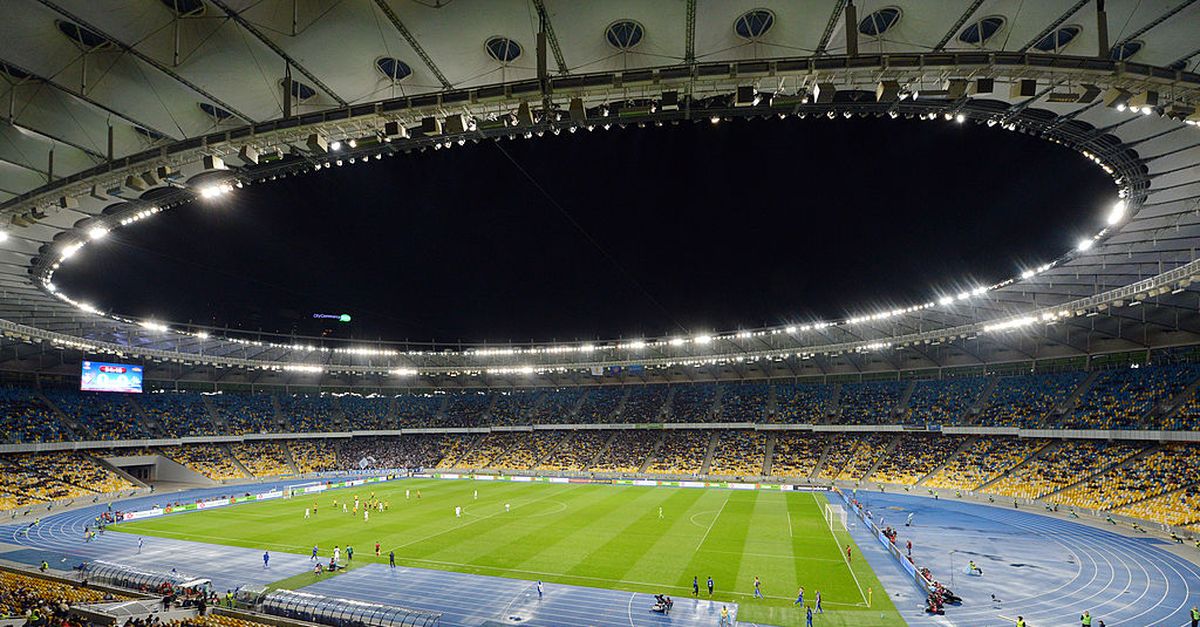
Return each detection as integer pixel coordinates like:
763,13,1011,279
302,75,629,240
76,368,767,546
824,503,848,532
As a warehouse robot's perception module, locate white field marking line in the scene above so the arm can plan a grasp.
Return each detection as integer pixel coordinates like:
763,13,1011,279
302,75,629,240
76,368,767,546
386,554,866,607
787,507,794,538
694,494,730,552
626,592,635,627
687,510,719,529
385,485,567,554
812,492,869,606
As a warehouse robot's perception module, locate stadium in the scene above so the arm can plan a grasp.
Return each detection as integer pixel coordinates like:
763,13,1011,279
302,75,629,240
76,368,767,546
1,1,1200,626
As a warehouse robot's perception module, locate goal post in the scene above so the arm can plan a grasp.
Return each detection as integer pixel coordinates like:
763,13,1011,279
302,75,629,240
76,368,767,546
824,503,848,532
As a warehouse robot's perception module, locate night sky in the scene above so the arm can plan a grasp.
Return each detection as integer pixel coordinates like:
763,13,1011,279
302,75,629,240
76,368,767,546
57,117,1115,344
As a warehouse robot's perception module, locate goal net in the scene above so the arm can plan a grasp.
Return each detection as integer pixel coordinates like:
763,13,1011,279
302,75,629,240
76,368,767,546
824,503,848,532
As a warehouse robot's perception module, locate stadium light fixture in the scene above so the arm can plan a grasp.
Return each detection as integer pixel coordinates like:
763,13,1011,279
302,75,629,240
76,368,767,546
669,337,686,346
1106,200,1127,225
1077,237,1095,251
0,230,8,242
139,320,168,332
88,226,108,240
955,113,965,123
694,335,713,344
329,140,343,151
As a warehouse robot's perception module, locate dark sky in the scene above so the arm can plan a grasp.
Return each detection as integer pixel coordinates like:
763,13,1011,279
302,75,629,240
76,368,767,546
58,117,1114,344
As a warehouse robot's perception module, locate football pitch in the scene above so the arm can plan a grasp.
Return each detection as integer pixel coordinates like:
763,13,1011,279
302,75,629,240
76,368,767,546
112,480,901,626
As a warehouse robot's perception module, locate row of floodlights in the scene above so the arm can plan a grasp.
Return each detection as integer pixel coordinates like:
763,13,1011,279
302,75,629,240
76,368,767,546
28,79,1159,358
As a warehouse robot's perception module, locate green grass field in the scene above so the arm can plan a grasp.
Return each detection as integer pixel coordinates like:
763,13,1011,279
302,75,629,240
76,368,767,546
112,480,900,626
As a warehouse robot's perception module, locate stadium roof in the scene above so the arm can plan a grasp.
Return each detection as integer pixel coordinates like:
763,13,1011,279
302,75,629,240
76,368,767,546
0,0,1199,386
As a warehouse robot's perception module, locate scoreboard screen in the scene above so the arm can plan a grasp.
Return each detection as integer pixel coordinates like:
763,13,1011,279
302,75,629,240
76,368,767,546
81,360,143,394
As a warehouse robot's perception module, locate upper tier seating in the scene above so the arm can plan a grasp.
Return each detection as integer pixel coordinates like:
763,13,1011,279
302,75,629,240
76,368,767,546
337,394,393,430
838,381,904,425
441,392,492,427
525,388,584,424
489,390,541,425
621,386,669,423
906,378,986,425
717,383,769,423
139,391,217,437
1068,364,1200,429
575,387,622,423
976,372,1086,428
774,382,833,424
0,386,66,443
278,394,337,432
208,393,278,435
394,393,443,427
667,384,716,422
45,390,151,440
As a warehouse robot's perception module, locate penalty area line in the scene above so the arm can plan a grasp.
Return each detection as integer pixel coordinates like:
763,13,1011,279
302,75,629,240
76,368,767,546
813,492,869,606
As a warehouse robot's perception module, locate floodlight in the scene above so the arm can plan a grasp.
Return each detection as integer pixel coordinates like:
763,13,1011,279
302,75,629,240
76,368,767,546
329,140,343,151
1102,88,1133,110
0,231,8,242
1077,238,1095,251
1106,200,1127,225
88,226,108,240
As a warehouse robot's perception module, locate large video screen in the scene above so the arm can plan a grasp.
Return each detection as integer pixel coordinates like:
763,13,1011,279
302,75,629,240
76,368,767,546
81,360,143,394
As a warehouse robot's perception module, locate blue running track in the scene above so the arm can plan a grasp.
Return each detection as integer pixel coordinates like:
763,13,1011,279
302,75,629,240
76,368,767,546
842,490,1200,626
303,563,736,627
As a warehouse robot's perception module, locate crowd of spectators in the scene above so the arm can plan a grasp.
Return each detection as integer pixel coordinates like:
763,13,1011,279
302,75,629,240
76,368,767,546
537,430,610,471
591,431,657,473
620,386,669,423
905,378,986,425
525,388,584,424
44,390,151,440
160,445,246,481
139,391,217,437
716,383,769,422
208,393,278,435
276,394,336,433
393,394,443,427
339,435,445,470
1051,443,1200,511
575,387,622,423
924,437,1048,491
489,390,541,425
0,386,67,443
773,382,833,424
976,372,1086,428
335,394,393,430
0,452,134,510
439,392,492,427
770,432,826,477
1114,481,1200,528
454,433,523,468
229,442,292,477
0,569,126,625
1068,364,1200,429
647,430,710,475
987,440,1146,500
488,431,562,470
836,433,893,481
667,385,716,422
869,435,967,485
816,434,861,480
433,434,478,468
706,431,765,477
838,381,905,425
287,440,338,474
